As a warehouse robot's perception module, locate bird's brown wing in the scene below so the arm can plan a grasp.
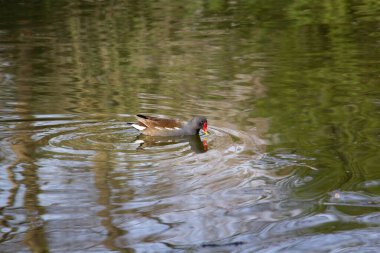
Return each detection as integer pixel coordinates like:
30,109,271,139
136,114,183,129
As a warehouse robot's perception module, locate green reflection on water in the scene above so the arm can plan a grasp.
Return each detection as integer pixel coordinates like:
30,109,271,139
250,0,380,201
0,0,380,252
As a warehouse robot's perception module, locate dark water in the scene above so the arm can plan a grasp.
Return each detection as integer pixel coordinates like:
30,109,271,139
1,1,380,252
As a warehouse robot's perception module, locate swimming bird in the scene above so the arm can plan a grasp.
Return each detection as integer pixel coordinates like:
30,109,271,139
129,114,208,136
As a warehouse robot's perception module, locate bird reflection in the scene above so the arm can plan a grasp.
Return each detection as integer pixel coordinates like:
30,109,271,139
134,134,208,153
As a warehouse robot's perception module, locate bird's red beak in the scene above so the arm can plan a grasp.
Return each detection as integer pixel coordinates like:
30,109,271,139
202,122,209,135
203,140,208,151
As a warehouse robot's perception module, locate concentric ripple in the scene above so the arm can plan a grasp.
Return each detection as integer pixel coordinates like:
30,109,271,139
22,116,264,167
36,119,137,156
0,114,267,168
1,114,344,251
1,114,292,250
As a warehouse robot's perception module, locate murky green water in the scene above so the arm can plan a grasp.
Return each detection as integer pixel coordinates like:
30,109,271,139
1,1,380,252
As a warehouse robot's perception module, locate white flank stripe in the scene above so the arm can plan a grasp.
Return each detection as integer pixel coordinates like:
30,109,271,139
155,127,163,130
131,124,146,131
165,127,173,130
174,127,180,130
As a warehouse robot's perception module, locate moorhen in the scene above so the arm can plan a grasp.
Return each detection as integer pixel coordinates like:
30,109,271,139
129,114,208,136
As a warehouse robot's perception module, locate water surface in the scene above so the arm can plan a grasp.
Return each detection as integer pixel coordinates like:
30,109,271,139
1,1,380,252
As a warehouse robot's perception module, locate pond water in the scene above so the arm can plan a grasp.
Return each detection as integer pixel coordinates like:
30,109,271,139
1,1,380,252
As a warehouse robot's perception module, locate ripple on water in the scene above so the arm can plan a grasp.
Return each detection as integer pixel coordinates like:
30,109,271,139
1,114,322,250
